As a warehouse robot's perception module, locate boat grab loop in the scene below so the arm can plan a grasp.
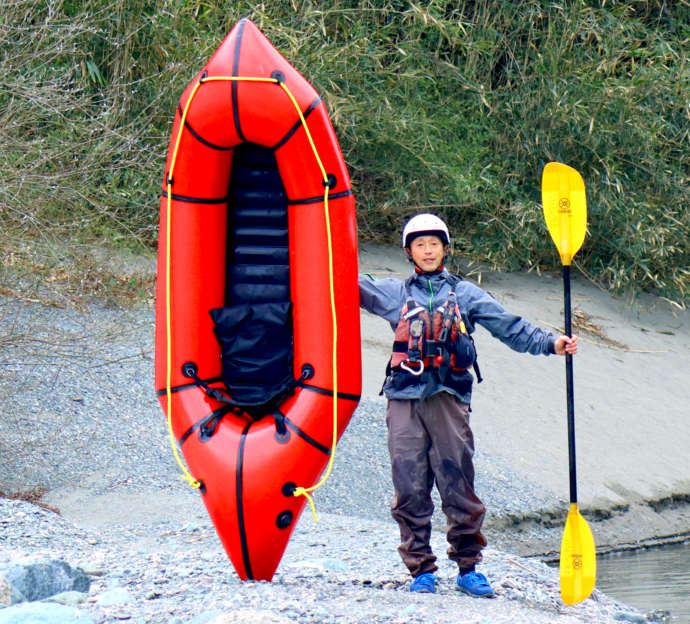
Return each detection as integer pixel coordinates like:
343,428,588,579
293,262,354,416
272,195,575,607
273,410,289,442
165,72,340,508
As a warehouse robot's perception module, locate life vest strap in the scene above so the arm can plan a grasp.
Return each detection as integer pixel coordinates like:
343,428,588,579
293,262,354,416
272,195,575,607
392,340,444,358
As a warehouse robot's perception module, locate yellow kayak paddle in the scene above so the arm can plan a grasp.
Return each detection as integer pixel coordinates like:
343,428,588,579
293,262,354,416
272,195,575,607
541,162,596,605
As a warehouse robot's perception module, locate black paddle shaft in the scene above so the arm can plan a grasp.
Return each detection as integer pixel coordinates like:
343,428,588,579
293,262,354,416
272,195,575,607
563,265,578,504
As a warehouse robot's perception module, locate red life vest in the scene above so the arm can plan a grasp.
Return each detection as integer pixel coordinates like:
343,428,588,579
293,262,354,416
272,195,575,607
391,292,475,377
384,275,482,398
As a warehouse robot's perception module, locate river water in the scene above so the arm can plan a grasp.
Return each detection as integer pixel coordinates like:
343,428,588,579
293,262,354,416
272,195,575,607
596,541,690,623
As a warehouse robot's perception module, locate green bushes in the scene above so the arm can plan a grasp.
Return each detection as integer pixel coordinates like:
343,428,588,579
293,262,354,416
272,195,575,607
1,0,687,302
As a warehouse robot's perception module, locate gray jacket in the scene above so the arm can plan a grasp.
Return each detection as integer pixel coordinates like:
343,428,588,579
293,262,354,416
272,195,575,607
359,269,556,403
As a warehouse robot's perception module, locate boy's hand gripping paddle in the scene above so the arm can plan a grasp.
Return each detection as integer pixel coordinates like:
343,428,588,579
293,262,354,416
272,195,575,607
541,162,596,605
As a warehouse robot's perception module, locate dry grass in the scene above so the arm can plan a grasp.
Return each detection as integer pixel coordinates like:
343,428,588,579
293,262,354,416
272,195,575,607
539,305,670,353
0,487,60,514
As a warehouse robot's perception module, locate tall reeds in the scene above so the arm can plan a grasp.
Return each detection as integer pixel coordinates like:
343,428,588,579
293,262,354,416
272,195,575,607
1,0,687,301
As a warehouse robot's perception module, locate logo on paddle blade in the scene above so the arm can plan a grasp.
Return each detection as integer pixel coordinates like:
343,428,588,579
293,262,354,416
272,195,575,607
571,554,583,570
558,197,571,214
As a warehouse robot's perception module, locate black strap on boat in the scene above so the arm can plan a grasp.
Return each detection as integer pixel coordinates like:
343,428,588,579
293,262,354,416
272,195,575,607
181,361,314,408
179,405,238,446
295,380,360,402
180,361,316,437
273,409,288,440
237,418,254,579
181,361,237,405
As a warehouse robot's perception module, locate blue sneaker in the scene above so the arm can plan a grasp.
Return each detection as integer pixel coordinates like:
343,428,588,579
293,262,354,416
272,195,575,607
409,572,438,593
456,571,494,597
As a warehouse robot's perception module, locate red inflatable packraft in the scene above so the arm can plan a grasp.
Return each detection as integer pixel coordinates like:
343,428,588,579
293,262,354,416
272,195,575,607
154,18,361,581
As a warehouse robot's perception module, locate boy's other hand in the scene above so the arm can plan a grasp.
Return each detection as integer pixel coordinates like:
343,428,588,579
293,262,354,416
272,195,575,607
554,335,578,356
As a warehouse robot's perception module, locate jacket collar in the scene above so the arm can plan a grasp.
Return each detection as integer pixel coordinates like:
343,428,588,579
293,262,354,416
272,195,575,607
409,267,450,287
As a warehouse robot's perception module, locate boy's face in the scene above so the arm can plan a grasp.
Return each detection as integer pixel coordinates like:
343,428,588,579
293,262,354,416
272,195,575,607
407,235,447,272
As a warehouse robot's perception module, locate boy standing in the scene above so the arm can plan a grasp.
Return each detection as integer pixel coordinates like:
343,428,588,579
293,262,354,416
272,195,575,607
358,213,578,596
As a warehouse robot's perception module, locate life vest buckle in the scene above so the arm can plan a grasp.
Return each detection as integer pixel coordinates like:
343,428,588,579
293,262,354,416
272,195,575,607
404,305,426,320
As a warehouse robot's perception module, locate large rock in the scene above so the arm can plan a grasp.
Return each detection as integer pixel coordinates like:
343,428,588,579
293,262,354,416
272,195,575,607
0,560,90,606
0,602,94,624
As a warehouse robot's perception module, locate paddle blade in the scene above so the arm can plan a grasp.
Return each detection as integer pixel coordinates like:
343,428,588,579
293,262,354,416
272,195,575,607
560,503,596,604
541,162,587,266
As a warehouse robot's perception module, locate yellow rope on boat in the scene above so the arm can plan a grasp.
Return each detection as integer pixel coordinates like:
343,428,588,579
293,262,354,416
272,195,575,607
164,73,340,522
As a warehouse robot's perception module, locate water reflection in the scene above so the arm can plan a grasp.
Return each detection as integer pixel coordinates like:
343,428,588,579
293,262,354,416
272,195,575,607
596,541,690,623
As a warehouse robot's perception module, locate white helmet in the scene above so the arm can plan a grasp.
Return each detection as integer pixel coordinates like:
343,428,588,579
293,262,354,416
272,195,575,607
401,213,450,248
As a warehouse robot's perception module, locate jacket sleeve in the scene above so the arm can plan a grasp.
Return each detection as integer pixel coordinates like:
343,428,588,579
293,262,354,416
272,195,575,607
462,282,556,356
358,274,405,328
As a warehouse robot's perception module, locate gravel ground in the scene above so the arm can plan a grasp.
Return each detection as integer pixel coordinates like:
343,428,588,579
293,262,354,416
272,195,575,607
0,295,655,622
1,497,644,624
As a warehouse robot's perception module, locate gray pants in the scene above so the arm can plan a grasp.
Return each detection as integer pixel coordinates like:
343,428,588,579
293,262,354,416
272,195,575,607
386,392,487,577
